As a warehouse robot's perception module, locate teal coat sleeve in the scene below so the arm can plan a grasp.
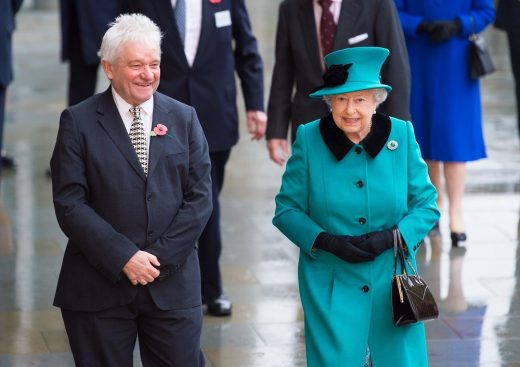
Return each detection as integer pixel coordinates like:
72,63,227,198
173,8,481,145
396,120,439,257
273,124,324,256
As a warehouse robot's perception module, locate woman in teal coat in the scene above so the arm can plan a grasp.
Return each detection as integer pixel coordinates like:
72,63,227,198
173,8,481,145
273,47,439,366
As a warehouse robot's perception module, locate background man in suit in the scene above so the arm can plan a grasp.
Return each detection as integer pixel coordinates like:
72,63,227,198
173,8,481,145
495,0,520,140
51,14,212,366
59,0,118,106
120,0,266,316
0,0,23,171
266,0,411,165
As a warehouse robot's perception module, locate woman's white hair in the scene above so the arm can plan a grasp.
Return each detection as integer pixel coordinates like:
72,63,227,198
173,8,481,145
323,88,389,108
98,13,163,64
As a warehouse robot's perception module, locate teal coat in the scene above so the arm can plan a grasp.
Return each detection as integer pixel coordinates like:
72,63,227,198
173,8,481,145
273,113,439,367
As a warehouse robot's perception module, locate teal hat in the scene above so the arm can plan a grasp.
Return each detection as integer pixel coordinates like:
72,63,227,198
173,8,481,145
309,47,392,98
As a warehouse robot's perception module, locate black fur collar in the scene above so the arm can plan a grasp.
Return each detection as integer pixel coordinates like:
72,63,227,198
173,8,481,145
319,112,391,160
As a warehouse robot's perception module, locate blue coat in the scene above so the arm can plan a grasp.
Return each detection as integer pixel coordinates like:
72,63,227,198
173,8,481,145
273,114,439,366
395,0,495,162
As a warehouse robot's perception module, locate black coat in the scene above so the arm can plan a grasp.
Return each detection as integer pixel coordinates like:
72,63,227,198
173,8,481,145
0,0,23,88
495,0,520,32
59,0,118,65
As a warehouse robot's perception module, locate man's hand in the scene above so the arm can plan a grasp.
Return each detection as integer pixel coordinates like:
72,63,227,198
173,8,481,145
122,250,161,286
246,110,267,141
267,139,290,166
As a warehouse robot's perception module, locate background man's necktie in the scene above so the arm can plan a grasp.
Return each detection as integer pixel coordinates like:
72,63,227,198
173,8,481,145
129,106,148,176
175,0,186,45
318,0,336,57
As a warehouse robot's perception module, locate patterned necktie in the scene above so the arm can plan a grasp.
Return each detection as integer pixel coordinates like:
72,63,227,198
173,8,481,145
175,0,186,45
318,0,337,57
129,106,148,176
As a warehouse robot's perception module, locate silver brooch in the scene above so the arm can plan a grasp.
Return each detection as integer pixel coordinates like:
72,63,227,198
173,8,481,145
387,140,398,150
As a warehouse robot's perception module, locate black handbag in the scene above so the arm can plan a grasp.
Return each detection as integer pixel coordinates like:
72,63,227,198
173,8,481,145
391,229,439,326
468,16,495,79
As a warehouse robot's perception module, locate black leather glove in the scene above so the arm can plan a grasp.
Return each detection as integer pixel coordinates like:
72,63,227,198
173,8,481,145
416,21,435,35
430,19,462,41
355,228,394,257
313,232,374,263
421,19,462,42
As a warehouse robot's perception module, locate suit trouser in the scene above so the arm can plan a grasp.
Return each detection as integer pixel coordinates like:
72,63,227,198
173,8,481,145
61,286,204,367
507,31,520,139
198,150,230,301
66,0,99,107
0,87,5,154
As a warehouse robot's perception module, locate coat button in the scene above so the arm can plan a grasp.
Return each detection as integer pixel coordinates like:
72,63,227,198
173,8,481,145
362,285,370,293
359,217,366,225
355,146,362,154
356,180,364,188
146,194,152,201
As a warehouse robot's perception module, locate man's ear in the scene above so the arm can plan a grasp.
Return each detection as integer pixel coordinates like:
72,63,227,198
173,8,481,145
101,59,113,80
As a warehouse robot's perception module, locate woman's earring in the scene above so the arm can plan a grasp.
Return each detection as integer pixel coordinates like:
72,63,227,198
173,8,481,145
373,110,377,114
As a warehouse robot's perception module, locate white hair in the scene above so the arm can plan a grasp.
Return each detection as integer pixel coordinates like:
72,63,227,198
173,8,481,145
98,13,163,64
322,88,389,108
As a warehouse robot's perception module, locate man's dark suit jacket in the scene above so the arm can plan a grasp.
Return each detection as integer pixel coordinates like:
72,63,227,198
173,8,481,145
0,0,23,89
51,89,212,312
119,0,264,152
266,0,411,141
495,0,520,31
59,0,118,65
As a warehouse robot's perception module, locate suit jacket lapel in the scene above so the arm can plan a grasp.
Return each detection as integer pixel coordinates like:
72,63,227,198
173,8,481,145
96,88,147,181
298,0,323,73
333,0,361,50
148,96,169,177
157,0,189,66
192,0,210,68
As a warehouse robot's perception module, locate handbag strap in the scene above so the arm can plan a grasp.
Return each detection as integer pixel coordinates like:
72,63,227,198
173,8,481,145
469,16,478,39
392,228,407,276
392,228,418,276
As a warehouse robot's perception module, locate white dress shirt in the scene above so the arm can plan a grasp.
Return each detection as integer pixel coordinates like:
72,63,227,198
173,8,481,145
171,0,202,66
112,88,154,151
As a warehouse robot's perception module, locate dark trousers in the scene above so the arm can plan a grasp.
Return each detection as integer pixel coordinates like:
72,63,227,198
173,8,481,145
507,31,520,139
61,287,204,367
0,86,5,153
198,150,230,301
66,1,99,106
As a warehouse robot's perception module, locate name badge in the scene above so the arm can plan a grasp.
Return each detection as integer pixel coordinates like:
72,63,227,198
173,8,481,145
215,10,232,28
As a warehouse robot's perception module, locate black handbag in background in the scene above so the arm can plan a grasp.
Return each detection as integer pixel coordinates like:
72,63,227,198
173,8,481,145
391,229,439,326
468,16,496,79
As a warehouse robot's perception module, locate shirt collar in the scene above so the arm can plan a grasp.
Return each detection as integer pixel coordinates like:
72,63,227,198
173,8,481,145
319,112,391,160
111,87,154,119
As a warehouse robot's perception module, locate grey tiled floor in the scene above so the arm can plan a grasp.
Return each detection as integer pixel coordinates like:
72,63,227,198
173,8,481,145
1,2,520,366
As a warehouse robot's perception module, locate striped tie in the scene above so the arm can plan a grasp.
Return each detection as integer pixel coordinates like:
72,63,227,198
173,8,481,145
129,106,148,176
175,0,186,45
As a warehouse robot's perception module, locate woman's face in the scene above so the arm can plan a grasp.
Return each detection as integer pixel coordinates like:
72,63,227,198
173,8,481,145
330,90,377,143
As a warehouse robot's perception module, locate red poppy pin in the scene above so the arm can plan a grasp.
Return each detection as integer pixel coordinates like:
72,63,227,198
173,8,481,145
150,123,168,137
209,0,221,3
